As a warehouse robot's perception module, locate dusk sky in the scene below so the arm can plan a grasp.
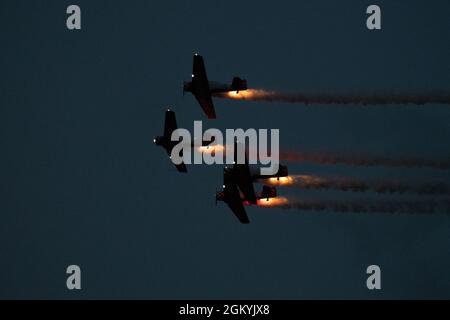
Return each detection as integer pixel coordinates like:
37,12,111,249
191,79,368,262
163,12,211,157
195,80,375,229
1,0,449,298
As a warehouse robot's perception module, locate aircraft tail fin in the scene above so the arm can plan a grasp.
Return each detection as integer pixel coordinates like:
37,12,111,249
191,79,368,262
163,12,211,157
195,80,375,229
260,185,277,199
231,77,248,91
277,165,289,177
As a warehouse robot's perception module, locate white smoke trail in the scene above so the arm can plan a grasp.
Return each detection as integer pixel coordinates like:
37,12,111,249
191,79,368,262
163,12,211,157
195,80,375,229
280,151,450,170
267,197,450,215
285,175,450,196
215,89,450,105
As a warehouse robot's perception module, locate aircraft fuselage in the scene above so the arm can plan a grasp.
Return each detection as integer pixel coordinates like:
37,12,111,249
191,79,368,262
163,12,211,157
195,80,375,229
184,80,247,95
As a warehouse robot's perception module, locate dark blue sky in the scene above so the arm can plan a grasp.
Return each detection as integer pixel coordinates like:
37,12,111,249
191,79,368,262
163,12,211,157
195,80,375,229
0,0,449,298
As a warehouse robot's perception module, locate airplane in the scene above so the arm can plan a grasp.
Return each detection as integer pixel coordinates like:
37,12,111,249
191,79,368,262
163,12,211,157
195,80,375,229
225,140,289,203
183,54,248,119
215,141,287,223
216,167,278,224
153,109,214,172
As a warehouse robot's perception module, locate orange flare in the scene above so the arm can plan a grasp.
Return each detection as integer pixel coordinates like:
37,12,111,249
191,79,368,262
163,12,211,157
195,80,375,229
257,197,289,207
224,89,272,100
266,176,294,186
197,144,225,154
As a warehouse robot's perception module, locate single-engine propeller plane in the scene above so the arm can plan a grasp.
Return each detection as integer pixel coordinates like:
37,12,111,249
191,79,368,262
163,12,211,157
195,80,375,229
183,54,247,119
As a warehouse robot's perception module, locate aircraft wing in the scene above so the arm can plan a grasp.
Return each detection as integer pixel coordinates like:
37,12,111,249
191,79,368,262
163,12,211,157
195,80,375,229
233,141,257,204
163,146,187,173
224,182,250,224
161,110,187,172
163,145,187,173
174,162,187,173
192,55,216,119
164,109,177,139
194,95,216,119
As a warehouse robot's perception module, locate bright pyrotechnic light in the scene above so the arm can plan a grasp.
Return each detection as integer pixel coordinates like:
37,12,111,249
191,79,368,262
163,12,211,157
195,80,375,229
256,197,289,207
197,144,225,154
224,89,272,100
227,91,241,98
226,90,251,99
266,176,294,186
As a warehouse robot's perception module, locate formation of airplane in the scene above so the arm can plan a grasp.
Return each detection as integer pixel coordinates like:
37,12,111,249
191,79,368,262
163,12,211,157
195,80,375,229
154,54,287,223
183,54,247,119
